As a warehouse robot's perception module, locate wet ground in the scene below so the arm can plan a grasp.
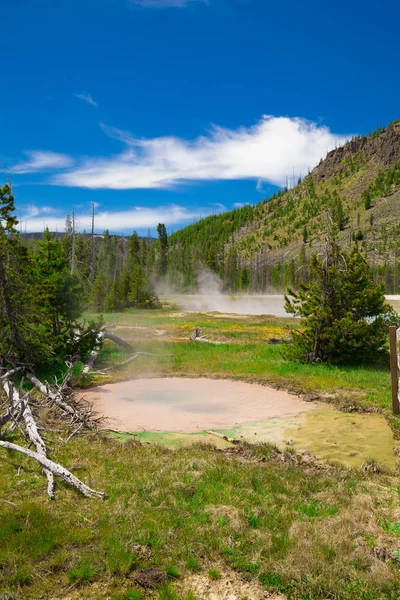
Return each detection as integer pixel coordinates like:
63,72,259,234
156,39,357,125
83,377,397,469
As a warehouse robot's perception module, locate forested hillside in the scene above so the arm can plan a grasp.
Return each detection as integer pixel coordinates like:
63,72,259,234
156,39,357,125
168,121,400,293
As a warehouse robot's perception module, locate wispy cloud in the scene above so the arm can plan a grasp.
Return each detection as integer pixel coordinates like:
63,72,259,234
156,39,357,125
19,204,202,233
74,92,98,107
49,116,349,190
131,0,207,7
11,151,75,174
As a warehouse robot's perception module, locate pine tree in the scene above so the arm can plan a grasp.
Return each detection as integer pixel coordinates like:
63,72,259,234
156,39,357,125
91,271,108,313
157,223,168,276
34,229,86,357
285,227,396,364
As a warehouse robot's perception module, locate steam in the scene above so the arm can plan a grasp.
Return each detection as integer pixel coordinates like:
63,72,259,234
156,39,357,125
157,267,288,316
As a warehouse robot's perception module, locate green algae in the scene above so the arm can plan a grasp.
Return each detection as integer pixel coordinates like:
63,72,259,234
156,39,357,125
108,429,232,448
107,407,397,470
286,408,397,469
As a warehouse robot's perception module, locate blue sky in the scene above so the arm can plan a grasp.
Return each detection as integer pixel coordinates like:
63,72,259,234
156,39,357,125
1,0,399,235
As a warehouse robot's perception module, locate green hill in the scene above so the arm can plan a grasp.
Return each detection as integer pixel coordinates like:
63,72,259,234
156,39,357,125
168,120,400,292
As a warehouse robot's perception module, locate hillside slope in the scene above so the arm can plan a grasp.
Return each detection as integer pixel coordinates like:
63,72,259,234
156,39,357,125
169,121,400,292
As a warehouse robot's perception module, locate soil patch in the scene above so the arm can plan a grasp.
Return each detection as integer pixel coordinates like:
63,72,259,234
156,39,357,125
178,567,286,600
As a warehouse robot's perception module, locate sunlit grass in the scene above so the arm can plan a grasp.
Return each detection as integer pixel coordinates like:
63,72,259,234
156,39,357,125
1,435,400,599
86,305,395,425
1,305,400,598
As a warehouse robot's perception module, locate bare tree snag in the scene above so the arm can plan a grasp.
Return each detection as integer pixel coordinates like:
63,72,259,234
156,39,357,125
82,331,105,374
0,441,106,499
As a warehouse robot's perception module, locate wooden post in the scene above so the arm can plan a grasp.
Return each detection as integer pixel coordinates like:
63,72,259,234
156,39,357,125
389,326,400,415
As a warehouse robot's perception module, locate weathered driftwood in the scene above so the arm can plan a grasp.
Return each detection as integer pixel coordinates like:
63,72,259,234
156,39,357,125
206,430,240,445
2,380,55,498
0,440,106,499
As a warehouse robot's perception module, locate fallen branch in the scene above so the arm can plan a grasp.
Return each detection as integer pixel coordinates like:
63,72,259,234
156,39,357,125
90,352,170,375
0,440,106,499
82,330,105,374
26,372,89,424
206,430,240,445
2,381,55,499
103,331,133,350
0,367,22,381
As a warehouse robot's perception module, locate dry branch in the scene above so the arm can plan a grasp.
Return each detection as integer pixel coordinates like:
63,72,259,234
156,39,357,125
82,330,104,374
102,331,133,350
90,352,168,375
0,440,106,499
2,380,55,498
26,372,89,424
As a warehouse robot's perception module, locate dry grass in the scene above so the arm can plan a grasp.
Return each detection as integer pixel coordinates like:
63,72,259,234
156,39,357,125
2,308,400,599
1,432,400,599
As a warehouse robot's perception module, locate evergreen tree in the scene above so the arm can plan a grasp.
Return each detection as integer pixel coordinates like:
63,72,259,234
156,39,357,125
129,264,160,308
157,223,168,276
0,184,31,361
285,228,396,364
91,271,108,313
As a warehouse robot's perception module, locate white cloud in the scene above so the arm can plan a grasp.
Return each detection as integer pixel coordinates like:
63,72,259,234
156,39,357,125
11,151,75,174
131,0,207,7
19,204,199,233
50,116,350,190
74,92,98,107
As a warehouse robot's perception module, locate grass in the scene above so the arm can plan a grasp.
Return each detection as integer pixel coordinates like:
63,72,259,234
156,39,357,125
1,304,400,598
1,436,400,599
84,306,399,432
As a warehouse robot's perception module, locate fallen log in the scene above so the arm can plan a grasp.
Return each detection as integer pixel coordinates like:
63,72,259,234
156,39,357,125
90,352,168,375
103,331,133,351
206,430,240,445
82,330,105,374
0,440,106,499
2,381,55,498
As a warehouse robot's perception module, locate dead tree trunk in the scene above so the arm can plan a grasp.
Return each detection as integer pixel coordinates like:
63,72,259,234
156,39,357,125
2,381,55,492
26,372,89,424
102,331,133,350
0,441,106,499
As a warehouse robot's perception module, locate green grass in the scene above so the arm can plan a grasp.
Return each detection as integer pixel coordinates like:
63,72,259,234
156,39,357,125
1,305,400,599
83,306,399,433
1,435,400,599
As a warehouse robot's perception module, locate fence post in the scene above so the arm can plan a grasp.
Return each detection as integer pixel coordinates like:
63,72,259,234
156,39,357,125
389,326,400,415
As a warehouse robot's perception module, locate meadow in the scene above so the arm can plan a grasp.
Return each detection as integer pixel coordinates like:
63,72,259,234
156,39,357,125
1,305,400,600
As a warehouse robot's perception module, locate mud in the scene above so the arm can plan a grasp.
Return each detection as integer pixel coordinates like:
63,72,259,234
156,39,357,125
84,377,398,468
286,408,397,469
85,377,318,433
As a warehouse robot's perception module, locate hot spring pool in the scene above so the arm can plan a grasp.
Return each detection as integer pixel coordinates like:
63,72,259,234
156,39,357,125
81,377,397,469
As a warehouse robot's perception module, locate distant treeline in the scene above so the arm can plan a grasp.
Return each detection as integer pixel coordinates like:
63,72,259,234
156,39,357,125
23,221,167,313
